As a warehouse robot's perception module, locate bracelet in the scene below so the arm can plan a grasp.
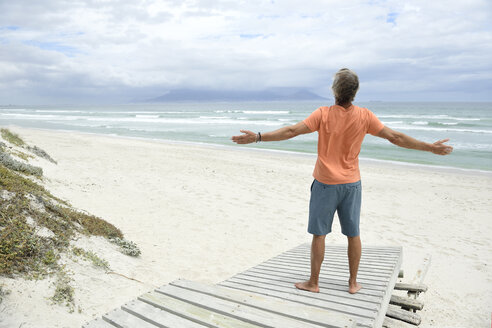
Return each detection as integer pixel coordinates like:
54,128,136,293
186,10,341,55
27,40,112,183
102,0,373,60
256,132,261,143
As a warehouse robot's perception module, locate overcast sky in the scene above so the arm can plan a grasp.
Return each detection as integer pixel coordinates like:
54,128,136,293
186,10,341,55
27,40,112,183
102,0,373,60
0,0,491,104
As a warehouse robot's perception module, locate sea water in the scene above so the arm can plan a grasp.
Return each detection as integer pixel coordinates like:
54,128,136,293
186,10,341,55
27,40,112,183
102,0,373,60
0,102,491,171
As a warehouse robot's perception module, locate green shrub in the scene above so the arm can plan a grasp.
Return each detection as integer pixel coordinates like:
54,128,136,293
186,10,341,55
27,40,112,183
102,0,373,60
26,145,57,164
110,237,141,257
0,164,47,194
0,218,39,275
42,249,59,266
50,270,75,312
0,152,43,177
44,202,123,239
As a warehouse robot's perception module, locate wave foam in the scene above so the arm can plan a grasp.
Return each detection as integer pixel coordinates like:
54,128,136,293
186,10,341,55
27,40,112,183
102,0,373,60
135,114,159,118
242,110,290,114
379,114,480,121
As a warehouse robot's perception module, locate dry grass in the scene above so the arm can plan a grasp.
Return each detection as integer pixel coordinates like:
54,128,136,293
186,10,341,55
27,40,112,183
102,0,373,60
1,129,25,147
0,130,140,311
0,166,126,277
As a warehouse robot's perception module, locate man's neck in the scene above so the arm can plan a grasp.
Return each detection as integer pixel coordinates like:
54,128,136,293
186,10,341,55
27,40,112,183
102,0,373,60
336,102,353,109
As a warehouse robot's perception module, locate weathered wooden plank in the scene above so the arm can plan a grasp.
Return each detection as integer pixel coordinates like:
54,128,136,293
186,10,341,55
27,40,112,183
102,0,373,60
389,295,423,311
243,267,386,296
82,317,116,328
382,316,410,327
402,255,430,312
332,245,401,252
227,275,380,310
372,249,403,328
170,280,358,328
121,299,207,327
234,270,382,303
138,291,259,328
218,279,378,321
282,248,400,266
294,243,401,250
394,283,428,293
288,250,400,260
386,305,421,326
218,281,374,328
292,245,402,254
282,251,399,262
253,266,388,289
278,256,397,270
244,269,386,297
263,260,393,281
270,254,396,270
269,256,395,275
283,248,400,259
254,262,390,286
257,260,391,280
157,284,341,328
247,266,388,292
275,252,397,268
103,308,161,328
277,255,397,269
285,246,400,256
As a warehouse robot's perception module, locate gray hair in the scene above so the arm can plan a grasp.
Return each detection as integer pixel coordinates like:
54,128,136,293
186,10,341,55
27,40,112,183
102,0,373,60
332,68,359,105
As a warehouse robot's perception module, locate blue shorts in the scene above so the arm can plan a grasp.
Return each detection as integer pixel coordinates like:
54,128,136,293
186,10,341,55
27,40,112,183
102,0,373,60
308,179,361,237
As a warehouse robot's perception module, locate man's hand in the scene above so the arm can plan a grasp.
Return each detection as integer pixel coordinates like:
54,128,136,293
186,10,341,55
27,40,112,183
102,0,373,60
231,130,257,144
430,138,453,155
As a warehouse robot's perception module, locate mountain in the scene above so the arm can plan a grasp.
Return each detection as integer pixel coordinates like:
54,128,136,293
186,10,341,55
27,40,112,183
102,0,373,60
145,88,328,102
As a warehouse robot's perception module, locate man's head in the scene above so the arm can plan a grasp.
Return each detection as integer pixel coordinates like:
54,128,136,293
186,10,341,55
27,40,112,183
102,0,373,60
332,68,359,105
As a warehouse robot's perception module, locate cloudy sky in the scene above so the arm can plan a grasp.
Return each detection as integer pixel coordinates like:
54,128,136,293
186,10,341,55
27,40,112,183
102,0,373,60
0,0,491,104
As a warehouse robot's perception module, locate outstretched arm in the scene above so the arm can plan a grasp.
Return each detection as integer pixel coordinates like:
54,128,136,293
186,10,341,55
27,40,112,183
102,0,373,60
231,121,312,144
377,126,453,155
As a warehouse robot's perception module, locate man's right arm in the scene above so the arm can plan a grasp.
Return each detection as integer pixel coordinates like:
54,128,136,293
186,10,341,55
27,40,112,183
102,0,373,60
377,126,453,155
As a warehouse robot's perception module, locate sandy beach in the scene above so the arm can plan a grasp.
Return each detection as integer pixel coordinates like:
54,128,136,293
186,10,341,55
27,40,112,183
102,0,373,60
0,126,491,328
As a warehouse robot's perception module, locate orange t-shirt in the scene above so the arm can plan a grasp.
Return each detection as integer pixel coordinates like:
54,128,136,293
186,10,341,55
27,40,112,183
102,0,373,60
303,105,384,184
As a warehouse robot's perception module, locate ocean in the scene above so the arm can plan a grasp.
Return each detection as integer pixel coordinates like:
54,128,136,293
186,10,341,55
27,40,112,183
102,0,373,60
1,102,491,172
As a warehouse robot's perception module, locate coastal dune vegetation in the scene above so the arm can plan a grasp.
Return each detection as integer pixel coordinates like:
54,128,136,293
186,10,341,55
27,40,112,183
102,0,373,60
0,128,140,312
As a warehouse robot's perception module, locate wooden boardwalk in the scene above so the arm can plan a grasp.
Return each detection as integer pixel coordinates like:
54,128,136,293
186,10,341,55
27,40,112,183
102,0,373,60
83,244,402,328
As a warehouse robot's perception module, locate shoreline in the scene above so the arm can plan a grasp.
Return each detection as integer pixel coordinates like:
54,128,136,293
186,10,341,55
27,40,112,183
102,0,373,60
4,123,491,177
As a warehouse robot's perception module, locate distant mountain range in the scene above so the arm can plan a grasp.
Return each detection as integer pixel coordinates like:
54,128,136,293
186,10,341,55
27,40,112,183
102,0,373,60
145,88,328,102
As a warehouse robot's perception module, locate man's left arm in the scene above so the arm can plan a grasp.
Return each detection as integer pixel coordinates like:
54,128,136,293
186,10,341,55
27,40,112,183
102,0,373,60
377,126,453,155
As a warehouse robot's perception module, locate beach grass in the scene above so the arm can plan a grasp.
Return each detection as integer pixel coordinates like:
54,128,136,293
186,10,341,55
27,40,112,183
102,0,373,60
0,164,131,270
50,270,75,312
1,129,25,147
0,128,56,175
0,129,140,311
0,283,9,305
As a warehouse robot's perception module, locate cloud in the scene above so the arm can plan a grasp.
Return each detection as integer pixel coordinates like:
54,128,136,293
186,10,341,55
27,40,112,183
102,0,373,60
0,0,491,104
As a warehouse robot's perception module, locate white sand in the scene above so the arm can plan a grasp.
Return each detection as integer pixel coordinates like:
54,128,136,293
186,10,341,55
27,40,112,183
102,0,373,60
1,126,491,328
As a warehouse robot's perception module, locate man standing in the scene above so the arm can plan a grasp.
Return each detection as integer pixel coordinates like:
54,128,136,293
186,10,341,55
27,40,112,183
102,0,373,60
231,68,453,294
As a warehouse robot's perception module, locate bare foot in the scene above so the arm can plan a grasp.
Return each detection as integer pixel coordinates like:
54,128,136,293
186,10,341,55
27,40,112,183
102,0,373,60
294,281,319,293
348,281,362,294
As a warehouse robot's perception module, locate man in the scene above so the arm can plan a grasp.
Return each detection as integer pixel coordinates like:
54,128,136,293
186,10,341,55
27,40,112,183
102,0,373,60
231,68,453,294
